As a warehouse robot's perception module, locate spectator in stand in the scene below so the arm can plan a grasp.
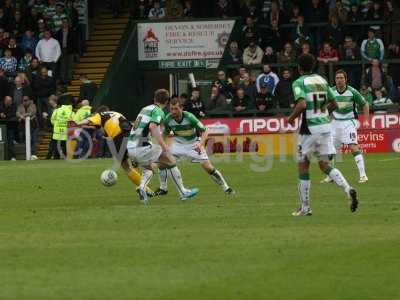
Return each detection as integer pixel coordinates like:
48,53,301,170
373,87,393,107
346,5,363,42
299,41,312,55
306,0,328,23
330,0,348,24
0,9,8,31
317,41,339,76
239,72,257,103
258,0,273,25
18,49,33,73
262,19,283,50
256,64,279,94
51,3,68,33
11,75,32,108
0,68,10,100
243,40,263,66
239,0,257,19
37,19,46,39
360,84,374,106
134,0,150,19
183,0,193,18
277,42,296,64
361,28,384,61
325,14,344,49
242,16,259,48
44,0,57,21
215,0,234,18
364,58,391,93
25,7,40,33
20,29,38,53
35,29,61,77
261,46,277,64
340,35,361,88
184,88,206,118
232,88,250,113
56,19,77,85
9,10,25,39
165,1,183,19
223,41,242,65
32,66,56,128
288,3,301,23
79,74,98,102
6,37,23,61
0,95,17,160
148,1,165,19
207,85,228,111
65,0,80,31
214,70,233,98
16,95,38,160
0,48,17,78
291,15,311,48
274,68,294,111
367,1,384,21
73,0,89,54
26,57,40,81
255,82,273,112
238,66,248,82
387,43,400,102
268,1,285,26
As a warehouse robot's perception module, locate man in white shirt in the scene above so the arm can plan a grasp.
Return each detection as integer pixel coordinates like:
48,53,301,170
35,30,61,78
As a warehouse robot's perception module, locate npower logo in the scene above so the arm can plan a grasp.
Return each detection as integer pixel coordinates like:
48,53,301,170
370,114,400,129
239,118,299,133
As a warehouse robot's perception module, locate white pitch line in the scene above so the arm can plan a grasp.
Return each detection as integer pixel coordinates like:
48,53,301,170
378,157,400,162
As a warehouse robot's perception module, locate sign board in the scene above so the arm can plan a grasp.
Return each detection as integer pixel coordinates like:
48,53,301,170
158,59,220,69
137,20,235,62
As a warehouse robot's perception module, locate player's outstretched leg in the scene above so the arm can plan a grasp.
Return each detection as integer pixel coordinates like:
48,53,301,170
168,165,199,200
138,168,154,205
201,160,234,194
350,146,368,183
121,159,154,197
320,162,358,212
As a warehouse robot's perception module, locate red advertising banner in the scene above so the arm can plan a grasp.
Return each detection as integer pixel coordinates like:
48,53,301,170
202,114,400,135
203,114,400,153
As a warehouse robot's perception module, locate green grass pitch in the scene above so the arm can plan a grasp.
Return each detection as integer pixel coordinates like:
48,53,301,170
1,153,399,300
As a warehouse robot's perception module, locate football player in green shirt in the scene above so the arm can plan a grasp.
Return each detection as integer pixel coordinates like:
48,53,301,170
288,54,358,216
154,97,234,196
321,69,370,184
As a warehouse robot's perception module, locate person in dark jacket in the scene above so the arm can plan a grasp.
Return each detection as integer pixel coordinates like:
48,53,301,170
0,68,11,100
56,19,78,84
274,68,294,112
32,66,56,128
184,88,206,118
79,74,98,101
0,95,17,160
232,88,250,112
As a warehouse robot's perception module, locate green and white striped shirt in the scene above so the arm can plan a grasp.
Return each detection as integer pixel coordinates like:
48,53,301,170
292,74,335,135
129,104,165,147
164,111,206,144
332,85,367,121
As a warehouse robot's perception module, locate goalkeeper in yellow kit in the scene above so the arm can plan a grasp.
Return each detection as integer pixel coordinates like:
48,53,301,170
74,105,153,196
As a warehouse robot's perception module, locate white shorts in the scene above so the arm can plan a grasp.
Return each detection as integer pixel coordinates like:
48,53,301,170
297,132,336,162
171,141,209,163
332,119,358,147
127,144,162,166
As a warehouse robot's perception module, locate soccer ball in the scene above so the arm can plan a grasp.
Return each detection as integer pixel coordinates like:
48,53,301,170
100,169,118,187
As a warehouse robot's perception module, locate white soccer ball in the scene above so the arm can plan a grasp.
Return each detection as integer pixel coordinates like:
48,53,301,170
100,169,118,187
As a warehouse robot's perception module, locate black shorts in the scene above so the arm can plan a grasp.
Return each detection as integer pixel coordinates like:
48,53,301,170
112,130,130,160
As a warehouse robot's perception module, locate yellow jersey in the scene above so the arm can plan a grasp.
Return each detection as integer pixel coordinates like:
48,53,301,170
88,111,132,138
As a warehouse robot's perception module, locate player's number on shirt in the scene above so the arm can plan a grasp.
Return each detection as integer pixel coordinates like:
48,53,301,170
312,93,327,113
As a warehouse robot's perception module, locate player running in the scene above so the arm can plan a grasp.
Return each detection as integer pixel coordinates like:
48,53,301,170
288,53,358,216
154,98,234,196
127,89,199,204
74,106,154,197
321,69,370,184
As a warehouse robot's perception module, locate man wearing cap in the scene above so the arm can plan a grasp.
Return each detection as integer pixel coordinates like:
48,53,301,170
361,28,385,61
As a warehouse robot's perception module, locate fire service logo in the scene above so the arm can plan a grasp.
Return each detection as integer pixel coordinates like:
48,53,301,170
143,28,159,58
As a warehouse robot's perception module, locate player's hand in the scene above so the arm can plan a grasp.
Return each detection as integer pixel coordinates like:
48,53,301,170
288,117,295,127
193,142,205,154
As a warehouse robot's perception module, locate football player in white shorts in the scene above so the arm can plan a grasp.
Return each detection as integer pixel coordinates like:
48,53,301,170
321,70,370,184
154,97,234,196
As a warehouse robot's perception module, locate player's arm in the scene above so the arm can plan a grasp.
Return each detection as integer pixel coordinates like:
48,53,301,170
150,122,169,152
326,86,338,114
352,87,370,127
75,113,101,127
288,80,308,126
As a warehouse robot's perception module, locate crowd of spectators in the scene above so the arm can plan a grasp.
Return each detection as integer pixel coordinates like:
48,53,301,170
0,0,91,160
